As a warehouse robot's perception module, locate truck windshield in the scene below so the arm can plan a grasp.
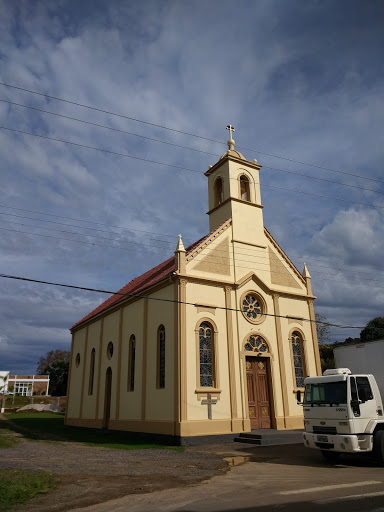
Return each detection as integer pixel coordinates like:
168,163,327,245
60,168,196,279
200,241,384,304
304,381,347,405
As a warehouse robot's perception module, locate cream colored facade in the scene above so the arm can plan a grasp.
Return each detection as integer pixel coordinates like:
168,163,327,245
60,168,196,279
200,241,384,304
66,135,321,439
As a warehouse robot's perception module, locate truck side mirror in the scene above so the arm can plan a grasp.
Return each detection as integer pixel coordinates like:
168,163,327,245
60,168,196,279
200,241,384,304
296,390,302,404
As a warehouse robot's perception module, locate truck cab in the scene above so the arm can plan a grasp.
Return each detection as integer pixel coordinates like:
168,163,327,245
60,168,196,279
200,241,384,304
300,368,384,462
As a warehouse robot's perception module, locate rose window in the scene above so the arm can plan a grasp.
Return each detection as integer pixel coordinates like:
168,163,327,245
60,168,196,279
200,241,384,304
244,335,268,353
243,295,262,320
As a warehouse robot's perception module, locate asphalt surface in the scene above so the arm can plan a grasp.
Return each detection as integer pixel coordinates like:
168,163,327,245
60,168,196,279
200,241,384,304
69,442,384,512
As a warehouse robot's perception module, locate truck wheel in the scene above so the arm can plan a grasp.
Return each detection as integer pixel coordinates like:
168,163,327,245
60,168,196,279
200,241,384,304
321,450,341,462
373,430,384,466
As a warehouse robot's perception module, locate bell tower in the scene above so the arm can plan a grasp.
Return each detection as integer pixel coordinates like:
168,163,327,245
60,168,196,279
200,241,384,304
205,126,265,248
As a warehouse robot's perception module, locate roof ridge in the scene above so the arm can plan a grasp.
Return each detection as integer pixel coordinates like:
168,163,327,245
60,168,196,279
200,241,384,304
71,221,231,331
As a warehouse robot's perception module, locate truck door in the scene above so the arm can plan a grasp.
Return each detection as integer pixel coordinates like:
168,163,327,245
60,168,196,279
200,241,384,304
350,376,376,430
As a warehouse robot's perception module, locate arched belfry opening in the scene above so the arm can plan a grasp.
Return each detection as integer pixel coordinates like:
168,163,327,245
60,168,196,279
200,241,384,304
213,177,223,207
239,174,250,202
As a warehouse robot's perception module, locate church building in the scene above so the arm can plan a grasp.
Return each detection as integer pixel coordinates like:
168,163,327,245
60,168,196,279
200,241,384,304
65,127,321,441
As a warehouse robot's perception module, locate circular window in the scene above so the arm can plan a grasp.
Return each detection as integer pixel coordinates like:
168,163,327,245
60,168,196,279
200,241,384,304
244,335,269,354
75,353,81,367
241,291,266,324
107,342,114,360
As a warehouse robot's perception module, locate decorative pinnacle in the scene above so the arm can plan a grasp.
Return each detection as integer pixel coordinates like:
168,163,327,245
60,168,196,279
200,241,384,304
175,234,185,252
302,262,311,279
226,124,235,151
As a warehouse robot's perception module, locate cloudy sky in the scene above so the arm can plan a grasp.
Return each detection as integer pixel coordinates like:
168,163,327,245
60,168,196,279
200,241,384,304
0,0,383,374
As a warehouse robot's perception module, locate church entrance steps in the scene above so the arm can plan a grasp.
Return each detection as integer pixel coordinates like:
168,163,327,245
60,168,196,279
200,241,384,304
234,429,303,446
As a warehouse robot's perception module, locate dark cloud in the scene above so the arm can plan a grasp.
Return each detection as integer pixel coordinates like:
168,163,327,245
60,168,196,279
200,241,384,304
0,0,383,371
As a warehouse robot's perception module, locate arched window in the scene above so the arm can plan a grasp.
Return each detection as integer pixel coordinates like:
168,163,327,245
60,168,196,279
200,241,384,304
88,348,95,396
244,335,269,354
199,321,215,387
239,174,250,201
291,332,305,388
157,325,165,389
128,335,136,392
214,177,224,207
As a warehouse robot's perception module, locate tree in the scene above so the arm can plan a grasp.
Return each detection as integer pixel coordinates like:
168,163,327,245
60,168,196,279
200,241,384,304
315,313,331,344
0,373,8,393
37,350,70,396
360,317,384,342
318,344,335,372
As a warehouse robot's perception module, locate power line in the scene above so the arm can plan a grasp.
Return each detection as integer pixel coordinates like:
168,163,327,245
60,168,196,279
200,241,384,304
0,202,179,240
0,212,174,246
3,223,384,288
0,272,364,329
263,164,384,196
2,125,384,212
0,125,203,175
3,98,384,197
0,99,218,158
1,202,383,279
1,80,383,185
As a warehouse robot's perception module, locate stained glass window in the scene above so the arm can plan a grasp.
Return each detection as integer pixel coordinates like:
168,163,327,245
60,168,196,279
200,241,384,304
244,335,268,354
242,294,262,320
292,332,305,388
158,325,165,389
199,322,214,387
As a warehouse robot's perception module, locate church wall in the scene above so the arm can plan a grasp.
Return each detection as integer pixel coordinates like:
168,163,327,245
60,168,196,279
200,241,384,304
208,202,232,234
145,285,175,421
277,295,317,427
66,328,87,419
118,299,145,420
97,310,120,421
231,201,265,248
81,320,102,419
185,281,232,424
234,284,285,423
232,243,270,285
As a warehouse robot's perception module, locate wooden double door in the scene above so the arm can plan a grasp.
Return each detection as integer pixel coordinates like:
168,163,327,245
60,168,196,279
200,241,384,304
246,356,272,429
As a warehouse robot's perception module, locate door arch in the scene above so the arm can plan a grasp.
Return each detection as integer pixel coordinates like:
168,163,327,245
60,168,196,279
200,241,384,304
103,367,112,429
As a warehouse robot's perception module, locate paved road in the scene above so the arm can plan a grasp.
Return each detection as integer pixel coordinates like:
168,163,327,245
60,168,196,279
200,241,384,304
70,443,384,512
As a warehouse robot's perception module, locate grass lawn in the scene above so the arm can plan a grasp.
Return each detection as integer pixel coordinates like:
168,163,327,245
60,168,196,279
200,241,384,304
4,413,184,451
0,419,20,449
0,396,51,409
0,428,18,449
0,469,59,512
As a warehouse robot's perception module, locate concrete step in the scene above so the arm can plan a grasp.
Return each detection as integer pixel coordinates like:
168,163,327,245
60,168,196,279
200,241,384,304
234,430,303,446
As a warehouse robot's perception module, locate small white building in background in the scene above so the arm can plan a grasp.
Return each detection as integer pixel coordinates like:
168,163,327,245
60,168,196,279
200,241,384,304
0,371,50,396
334,339,384,398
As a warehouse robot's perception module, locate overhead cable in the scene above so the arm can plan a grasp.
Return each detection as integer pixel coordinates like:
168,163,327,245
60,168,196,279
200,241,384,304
1,80,383,184
2,125,384,212
2,98,383,196
0,272,365,329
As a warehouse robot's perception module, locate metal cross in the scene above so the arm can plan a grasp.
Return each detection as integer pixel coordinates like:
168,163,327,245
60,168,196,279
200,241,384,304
201,393,217,420
226,125,235,139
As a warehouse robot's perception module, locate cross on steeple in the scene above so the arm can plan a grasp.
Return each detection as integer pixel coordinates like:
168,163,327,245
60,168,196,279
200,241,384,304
226,125,235,150
226,124,235,138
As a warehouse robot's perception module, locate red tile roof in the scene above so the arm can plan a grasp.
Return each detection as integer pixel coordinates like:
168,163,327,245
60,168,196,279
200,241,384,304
71,232,212,331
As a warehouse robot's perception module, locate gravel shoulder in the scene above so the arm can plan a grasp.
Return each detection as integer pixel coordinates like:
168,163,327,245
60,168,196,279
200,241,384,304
0,437,229,512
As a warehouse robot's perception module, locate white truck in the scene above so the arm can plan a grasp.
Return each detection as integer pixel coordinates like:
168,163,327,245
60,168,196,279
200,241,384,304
298,368,384,463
